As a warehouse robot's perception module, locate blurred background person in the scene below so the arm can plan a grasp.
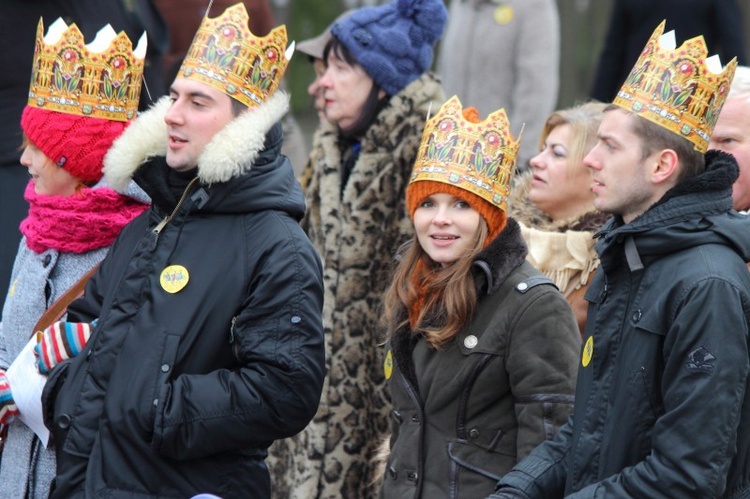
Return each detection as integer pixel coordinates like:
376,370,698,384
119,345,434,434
509,101,609,333
0,17,149,498
266,0,447,497
708,65,750,212
591,0,747,102
379,96,580,498
436,0,560,172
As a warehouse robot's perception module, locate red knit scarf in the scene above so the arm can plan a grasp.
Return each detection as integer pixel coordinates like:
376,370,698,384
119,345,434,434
20,181,149,254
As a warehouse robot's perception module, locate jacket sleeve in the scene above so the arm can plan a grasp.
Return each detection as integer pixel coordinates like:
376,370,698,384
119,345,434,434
489,419,574,498
567,278,750,498
151,222,325,460
507,285,579,460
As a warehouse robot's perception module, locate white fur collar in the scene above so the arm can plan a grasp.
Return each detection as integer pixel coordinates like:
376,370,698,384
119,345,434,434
103,91,290,191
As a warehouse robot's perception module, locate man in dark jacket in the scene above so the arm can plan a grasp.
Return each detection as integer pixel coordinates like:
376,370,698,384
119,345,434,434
491,22,750,499
41,4,325,498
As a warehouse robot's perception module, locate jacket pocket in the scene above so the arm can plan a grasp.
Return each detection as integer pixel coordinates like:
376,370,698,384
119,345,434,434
447,439,515,498
147,331,180,439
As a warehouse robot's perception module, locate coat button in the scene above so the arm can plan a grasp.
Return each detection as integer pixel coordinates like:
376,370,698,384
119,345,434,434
516,282,528,292
388,466,397,480
153,398,159,407
42,254,52,267
58,414,71,429
407,472,419,482
464,335,478,349
291,316,301,324
411,414,420,423
469,427,480,439
632,309,642,323
161,363,170,373
392,410,403,424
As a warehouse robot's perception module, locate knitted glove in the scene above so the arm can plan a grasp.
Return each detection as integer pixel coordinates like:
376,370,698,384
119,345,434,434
35,320,97,375
0,370,19,425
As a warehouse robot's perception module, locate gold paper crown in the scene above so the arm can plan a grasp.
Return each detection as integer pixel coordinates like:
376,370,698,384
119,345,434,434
614,20,737,153
410,96,521,211
28,18,147,122
177,3,294,108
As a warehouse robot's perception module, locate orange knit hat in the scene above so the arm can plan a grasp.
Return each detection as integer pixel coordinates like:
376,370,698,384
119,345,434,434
406,181,507,245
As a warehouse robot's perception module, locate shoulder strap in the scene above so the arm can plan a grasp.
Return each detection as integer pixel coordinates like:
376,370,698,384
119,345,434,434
31,264,100,338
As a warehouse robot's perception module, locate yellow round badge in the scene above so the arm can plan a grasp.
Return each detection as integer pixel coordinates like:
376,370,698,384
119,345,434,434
384,350,393,380
494,4,514,25
160,265,190,294
581,336,594,367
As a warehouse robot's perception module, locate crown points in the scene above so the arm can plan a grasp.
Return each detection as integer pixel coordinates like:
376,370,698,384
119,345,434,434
614,20,737,153
411,96,519,212
177,3,291,108
27,17,146,122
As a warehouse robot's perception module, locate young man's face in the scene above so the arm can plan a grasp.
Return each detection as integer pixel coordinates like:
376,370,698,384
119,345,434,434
584,109,660,223
164,78,235,172
708,97,750,211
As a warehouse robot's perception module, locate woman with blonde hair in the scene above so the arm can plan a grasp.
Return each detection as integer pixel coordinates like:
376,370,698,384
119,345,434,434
509,101,609,333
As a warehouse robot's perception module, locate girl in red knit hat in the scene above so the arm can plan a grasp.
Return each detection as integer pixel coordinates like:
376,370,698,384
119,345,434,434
0,18,148,499
378,96,581,498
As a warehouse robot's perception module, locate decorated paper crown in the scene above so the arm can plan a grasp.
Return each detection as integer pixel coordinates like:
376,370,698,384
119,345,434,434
177,3,294,108
410,96,521,212
27,17,147,122
614,20,737,153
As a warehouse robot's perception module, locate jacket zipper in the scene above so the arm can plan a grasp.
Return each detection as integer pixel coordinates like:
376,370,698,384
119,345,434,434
148,177,199,251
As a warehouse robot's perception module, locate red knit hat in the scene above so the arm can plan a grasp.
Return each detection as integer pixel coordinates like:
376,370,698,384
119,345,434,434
21,106,127,184
406,181,507,246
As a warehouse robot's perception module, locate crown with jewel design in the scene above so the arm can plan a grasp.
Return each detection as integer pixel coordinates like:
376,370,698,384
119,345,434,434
177,3,294,108
410,96,521,212
27,17,147,122
614,20,737,153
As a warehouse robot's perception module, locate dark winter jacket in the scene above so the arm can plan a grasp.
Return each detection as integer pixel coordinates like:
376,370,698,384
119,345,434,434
381,220,580,499
491,151,750,498
42,92,325,498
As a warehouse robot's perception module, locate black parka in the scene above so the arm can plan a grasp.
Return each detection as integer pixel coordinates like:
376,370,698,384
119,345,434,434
492,151,750,498
42,93,325,498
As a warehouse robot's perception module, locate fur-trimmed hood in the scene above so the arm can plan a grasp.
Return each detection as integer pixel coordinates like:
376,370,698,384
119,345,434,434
102,91,290,191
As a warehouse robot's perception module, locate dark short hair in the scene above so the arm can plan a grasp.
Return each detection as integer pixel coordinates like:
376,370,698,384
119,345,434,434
606,104,705,182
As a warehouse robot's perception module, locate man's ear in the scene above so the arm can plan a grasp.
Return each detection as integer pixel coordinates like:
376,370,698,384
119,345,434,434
651,149,680,186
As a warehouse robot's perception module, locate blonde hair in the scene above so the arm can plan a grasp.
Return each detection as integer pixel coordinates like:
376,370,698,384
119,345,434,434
383,220,489,349
538,101,607,173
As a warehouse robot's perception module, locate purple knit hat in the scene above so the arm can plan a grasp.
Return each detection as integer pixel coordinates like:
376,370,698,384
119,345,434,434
330,0,447,96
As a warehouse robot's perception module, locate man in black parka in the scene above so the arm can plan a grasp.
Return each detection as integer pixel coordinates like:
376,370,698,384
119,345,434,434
491,21,750,499
41,4,325,498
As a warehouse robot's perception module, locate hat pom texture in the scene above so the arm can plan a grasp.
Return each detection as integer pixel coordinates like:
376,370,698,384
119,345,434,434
331,0,447,96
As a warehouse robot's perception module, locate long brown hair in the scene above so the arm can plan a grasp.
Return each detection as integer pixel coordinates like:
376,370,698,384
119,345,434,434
383,220,489,349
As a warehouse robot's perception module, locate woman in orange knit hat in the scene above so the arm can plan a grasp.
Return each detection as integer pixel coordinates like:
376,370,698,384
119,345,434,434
378,96,581,498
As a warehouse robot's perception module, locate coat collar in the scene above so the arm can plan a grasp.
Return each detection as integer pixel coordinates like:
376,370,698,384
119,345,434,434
473,218,529,295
